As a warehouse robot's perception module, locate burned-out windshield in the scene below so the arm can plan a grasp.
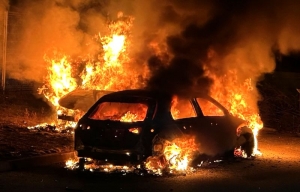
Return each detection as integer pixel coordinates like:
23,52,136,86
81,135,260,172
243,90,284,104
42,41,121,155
89,102,148,122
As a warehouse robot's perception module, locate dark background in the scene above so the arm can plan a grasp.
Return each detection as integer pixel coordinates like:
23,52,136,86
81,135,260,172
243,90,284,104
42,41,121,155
258,51,300,132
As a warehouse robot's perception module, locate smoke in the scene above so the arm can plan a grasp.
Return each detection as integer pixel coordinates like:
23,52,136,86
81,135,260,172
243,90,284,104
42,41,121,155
4,0,300,91
6,0,110,81
130,0,300,155
0,0,8,11
141,0,300,95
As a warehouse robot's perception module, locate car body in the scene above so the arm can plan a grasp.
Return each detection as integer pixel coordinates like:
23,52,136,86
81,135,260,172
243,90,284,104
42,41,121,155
74,89,254,166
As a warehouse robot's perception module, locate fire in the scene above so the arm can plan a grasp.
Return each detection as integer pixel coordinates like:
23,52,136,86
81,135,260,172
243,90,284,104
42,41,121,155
80,13,138,91
170,96,180,119
65,158,78,170
103,34,126,66
145,136,199,175
38,54,77,108
164,143,189,171
65,158,137,174
120,111,138,122
208,70,263,155
38,12,141,124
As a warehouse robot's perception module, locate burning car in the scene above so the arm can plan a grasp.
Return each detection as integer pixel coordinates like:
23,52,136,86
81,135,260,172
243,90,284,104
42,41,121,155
73,89,254,171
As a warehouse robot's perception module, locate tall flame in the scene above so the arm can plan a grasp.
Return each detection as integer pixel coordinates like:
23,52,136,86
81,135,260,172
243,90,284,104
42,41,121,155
39,12,141,119
208,70,263,154
38,54,77,107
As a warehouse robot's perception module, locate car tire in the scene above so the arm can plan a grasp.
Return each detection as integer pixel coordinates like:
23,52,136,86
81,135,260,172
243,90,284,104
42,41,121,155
237,126,255,157
151,134,166,156
78,157,85,171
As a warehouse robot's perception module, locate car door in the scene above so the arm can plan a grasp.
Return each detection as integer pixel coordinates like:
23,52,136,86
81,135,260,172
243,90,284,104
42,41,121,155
170,96,198,135
172,96,238,156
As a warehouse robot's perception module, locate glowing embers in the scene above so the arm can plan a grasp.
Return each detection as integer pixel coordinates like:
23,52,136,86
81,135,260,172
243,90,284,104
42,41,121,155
128,127,141,134
145,135,199,175
234,147,249,158
65,157,137,175
65,136,199,176
65,158,79,170
234,146,261,159
64,157,194,176
27,122,74,134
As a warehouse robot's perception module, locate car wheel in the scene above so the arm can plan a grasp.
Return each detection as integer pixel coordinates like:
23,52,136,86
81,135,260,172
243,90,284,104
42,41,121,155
236,126,255,158
78,157,85,170
151,134,166,156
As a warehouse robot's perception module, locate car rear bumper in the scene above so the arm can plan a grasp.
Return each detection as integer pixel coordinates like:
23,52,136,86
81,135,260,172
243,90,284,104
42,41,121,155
77,149,145,164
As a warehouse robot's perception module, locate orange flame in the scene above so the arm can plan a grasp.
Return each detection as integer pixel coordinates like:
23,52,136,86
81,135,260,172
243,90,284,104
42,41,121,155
208,70,263,155
39,13,141,123
38,54,77,108
120,111,138,122
145,136,199,174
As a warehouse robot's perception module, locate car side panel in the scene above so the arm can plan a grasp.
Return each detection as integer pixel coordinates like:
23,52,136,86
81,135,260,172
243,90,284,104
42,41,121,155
175,116,237,156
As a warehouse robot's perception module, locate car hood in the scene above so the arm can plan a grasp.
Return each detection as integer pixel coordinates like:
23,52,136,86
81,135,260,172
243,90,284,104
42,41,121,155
58,88,113,112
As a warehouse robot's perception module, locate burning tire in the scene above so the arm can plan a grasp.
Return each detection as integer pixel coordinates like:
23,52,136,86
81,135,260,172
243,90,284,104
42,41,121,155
236,126,255,158
146,134,199,174
151,135,167,157
145,135,174,173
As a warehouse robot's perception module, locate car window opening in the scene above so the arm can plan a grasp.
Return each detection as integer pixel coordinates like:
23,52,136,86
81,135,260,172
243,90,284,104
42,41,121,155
89,102,148,122
171,96,197,119
196,98,224,116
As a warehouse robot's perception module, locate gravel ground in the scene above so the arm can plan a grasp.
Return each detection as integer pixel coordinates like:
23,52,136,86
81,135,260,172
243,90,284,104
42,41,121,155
0,92,74,161
0,124,73,161
256,127,300,162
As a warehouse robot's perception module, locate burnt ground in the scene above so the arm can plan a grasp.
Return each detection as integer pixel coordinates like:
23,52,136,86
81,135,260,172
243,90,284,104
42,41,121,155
0,91,73,161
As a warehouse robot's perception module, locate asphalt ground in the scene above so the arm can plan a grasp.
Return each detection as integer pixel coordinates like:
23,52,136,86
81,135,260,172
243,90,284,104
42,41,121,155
0,151,75,172
1,128,300,191
1,127,299,174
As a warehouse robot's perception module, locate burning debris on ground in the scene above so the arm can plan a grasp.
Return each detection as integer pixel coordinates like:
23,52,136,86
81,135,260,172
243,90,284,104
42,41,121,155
27,123,74,134
64,156,231,177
